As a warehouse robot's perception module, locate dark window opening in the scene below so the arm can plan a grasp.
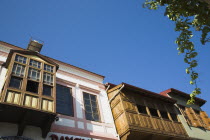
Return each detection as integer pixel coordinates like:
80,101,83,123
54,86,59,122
137,105,147,114
170,113,178,122
9,76,22,89
160,111,169,119
149,108,159,117
43,85,52,96
26,80,39,93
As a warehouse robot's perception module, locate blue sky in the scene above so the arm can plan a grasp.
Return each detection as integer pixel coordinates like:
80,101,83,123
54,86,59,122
0,0,209,114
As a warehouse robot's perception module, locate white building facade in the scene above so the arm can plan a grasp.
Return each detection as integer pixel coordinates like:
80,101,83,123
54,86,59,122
0,41,118,140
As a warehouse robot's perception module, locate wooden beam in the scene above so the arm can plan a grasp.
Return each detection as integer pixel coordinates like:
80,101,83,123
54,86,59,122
17,111,29,136
42,115,55,138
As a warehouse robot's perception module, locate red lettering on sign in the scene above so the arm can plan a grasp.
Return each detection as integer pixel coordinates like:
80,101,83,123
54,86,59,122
60,136,65,140
50,134,58,140
65,136,73,140
50,134,86,140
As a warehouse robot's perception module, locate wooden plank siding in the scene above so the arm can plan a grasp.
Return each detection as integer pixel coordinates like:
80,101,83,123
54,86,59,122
107,84,189,140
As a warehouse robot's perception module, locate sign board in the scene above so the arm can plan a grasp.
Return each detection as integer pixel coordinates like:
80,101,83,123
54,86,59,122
47,132,92,140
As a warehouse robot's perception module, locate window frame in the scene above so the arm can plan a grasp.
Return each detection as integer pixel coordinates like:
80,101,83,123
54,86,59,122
29,59,41,69
9,76,23,89
56,84,74,116
15,54,27,64
12,63,26,77
83,92,101,122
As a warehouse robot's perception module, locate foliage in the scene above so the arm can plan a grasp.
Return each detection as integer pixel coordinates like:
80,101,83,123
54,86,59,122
143,0,210,104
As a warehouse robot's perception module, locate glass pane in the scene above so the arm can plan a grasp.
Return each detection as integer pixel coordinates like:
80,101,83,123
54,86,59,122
12,63,25,77
92,107,98,113
44,64,54,72
84,99,91,106
28,68,40,81
83,92,100,122
91,101,97,107
85,105,92,112
83,93,89,99
43,72,53,85
90,95,96,101
43,85,52,96
30,59,41,68
16,66,21,75
9,76,22,89
15,55,27,64
56,84,74,116
85,112,93,121
93,113,99,121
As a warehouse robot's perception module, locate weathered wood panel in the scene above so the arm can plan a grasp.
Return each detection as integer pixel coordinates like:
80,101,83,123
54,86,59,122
115,112,129,135
125,112,188,136
112,100,124,119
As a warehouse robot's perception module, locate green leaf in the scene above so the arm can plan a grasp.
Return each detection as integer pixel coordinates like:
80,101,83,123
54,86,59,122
186,68,190,74
190,81,194,85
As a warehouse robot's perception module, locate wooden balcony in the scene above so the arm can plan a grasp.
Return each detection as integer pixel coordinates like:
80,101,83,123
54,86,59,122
0,50,59,138
115,112,189,140
107,83,190,140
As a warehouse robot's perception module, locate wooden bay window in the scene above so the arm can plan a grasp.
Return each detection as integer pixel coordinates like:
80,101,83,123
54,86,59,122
1,53,57,112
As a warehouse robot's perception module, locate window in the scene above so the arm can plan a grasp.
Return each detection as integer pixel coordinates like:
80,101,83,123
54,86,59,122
12,63,25,76
83,92,100,122
137,105,147,114
9,76,22,89
160,111,169,119
149,108,159,117
56,84,74,116
30,59,41,68
26,80,39,93
43,72,53,85
6,53,57,113
44,64,54,72
15,55,27,64
43,85,52,96
28,68,40,81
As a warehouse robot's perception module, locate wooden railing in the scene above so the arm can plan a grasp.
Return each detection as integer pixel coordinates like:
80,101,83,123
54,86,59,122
126,112,187,136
